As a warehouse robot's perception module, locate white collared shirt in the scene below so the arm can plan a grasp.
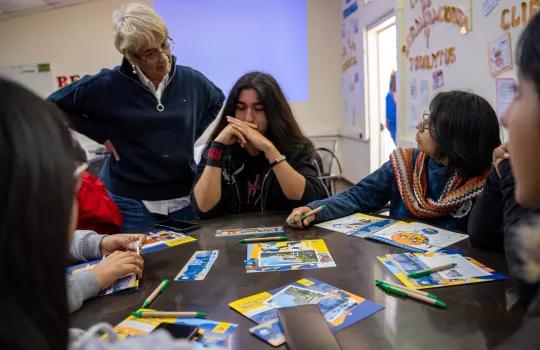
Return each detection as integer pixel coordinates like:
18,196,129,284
135,65,169,102
135,67,190,215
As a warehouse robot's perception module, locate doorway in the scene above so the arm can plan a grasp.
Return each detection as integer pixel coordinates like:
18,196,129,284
366,15,397,170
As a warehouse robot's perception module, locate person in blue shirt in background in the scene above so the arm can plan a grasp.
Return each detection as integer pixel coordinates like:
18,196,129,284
386,70,397,142
287,90,501,232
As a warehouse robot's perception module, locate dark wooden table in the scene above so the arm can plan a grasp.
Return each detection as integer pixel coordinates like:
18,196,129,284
71,212,524,349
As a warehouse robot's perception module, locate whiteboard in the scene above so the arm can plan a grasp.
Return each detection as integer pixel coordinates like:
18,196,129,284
340,0,368,140
397,0,530,142
0,63,54,99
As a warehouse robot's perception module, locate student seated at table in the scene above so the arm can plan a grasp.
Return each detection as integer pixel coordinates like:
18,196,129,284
71,142,123,235
67,143,145,312
67,229,145,312
496,11,540,350
287,90,501,231
192,72,326,218
0,78,192,349
468,143,538,307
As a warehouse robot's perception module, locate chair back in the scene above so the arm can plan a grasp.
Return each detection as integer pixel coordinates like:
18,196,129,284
314,147,342,196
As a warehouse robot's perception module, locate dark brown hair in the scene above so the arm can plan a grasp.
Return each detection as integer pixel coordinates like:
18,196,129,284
0,78,76,349
209,72,314,156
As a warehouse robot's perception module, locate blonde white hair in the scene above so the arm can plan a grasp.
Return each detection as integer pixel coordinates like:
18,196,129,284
112,3,168,59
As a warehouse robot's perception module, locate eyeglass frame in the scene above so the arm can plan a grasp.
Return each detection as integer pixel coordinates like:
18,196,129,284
136,37,174,64
418,112,435,133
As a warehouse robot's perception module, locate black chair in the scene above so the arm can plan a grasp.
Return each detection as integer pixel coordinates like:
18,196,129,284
313,147,343,196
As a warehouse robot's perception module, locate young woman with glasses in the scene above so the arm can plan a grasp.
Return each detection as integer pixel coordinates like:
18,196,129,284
287,91,501,231
48,3,224,232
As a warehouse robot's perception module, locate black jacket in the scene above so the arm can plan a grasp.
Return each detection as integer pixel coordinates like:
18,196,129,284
468,160,534,250
468,159,538,303
192,143,327,218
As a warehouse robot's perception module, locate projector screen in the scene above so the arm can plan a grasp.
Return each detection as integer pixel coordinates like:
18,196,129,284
154,0,308,102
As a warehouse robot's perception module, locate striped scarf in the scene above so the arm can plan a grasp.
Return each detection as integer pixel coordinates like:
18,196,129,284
389,148,487,219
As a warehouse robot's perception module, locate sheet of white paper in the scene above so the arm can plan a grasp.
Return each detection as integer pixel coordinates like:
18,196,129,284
482,0,501,17
418,254,490,279
419,79,429,106
496,77,516,117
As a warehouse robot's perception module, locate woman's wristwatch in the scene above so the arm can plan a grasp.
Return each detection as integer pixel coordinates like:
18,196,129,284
269,154,287,167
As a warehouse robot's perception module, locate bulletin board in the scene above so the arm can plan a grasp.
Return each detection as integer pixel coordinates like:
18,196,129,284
341,0,368,140
397,0,536,143
0,63,54,98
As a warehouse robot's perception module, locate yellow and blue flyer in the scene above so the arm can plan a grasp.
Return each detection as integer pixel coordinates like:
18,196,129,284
175,250,219,281
142,229,197,254
244,239,336,273
216,226,284,237
377,249,506,289
315,212,398,237
249,319,285,347
366,221,468,253
230,277,383,346
67,260,138,295
113,309,237,349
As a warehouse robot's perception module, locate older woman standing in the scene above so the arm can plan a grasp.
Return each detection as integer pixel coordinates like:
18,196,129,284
48,3,224,232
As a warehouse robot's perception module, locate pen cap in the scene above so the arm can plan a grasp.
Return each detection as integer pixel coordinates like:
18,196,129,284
161,278,171,290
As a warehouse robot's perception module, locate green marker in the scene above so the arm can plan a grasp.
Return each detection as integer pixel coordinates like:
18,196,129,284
141,278,170,308
132,311,206,319
375,279,439,300
407,263,457,278
239,235,288,243
288,205,326,225
378,283,447,309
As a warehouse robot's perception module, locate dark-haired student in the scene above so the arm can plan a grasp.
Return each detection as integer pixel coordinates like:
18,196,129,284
0,78,193,349
192,72,326,218
70,140,123,234
468,143,538,308
287,90,501,231
67,229,145,312
496,11,540,350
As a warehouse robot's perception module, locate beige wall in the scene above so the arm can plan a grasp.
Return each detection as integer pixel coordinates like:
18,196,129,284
336,0,396,182
0,0,342,138
294,0,342,137
0,0,142,80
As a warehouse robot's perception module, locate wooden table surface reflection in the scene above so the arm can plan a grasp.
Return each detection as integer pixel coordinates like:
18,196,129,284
70,212,523,349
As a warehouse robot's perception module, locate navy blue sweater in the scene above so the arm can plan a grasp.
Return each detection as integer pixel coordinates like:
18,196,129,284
48,57,224,200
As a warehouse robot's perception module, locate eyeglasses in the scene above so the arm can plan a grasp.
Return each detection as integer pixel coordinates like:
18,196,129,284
137,37,174,63
418,112,434,133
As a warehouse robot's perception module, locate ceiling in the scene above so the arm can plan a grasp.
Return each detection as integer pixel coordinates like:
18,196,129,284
0,0,96,21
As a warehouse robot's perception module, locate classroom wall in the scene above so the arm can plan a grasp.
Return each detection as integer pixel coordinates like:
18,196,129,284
396,0,532,145
0,0,343,138
336,0,396,182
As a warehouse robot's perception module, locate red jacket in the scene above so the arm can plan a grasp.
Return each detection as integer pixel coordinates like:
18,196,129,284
77,172,122,234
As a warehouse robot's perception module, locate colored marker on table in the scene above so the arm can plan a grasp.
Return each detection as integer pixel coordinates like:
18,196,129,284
141,278,170,308
375,279,439,300
132,311,206,319
288,205,326,225
407,263,457,278
239,235,288,243
377,283,447,309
